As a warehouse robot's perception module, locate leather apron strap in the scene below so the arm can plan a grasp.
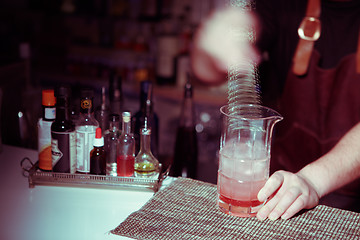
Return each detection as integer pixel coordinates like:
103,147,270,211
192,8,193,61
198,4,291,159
292,0,321,76
357,30,360,73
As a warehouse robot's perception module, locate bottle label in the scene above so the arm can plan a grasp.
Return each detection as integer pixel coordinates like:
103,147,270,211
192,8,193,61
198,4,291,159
38,119,53,170
76,126,96,173
51,131,76,173
44,107,56,120
51,138,63,165
81,99,92,110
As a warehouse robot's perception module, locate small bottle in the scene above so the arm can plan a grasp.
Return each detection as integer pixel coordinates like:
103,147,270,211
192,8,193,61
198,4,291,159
90,128,107,175
134,120,160,178
104,114,121,176
171,79,198,179
51,86,76,173
95,86,110,133
38,89,56,171
133,80,159,158
117,112,135,177
76,88,99,174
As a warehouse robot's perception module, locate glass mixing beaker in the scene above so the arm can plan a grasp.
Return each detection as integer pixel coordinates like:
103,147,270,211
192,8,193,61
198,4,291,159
217,104,283,217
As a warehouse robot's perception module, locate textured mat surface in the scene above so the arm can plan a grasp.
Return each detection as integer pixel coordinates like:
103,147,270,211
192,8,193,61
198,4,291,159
112,178,360,239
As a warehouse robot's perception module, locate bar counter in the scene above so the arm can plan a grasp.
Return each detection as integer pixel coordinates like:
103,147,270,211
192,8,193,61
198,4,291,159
0,145,173,240
1,145,360,240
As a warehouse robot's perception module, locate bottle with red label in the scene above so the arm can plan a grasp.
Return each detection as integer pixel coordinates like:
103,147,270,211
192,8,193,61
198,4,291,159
117,112,135,177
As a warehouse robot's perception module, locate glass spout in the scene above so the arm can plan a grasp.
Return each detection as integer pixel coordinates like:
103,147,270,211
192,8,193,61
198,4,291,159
220,104,283,155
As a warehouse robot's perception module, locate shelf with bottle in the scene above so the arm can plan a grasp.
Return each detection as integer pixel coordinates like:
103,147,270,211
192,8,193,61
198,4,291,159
21,156,167,192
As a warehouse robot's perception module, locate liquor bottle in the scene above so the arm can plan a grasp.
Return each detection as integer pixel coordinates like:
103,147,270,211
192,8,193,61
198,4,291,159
155,19,178,85
95,86,110,133
175,6,192,87
104,114,121,176
171,80,198,179
109,71,123,116
133,80,159,158
51,86,76,173
134,120,160,178
90,127,106,175
117,112,135,177
76,88,99,174
38,89,56,171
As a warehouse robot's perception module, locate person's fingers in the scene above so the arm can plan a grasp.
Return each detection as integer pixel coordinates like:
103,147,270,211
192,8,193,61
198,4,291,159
280,195,307,220
256,189,283,221
258,171,284,202
267,187,301,220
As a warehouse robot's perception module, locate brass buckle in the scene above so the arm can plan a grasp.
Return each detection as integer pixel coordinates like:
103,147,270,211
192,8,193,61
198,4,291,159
298,17,321,41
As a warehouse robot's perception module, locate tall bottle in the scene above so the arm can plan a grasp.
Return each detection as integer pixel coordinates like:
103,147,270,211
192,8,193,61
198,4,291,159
95,86,110,133
171,80,198,179
76,88,99,174
104,114,121,176
155,19,178,85
109,71,123,116
134,121,160,178
133,80,159,158
38,89,56,171
51,86,76,173
90,127,107,175
117,112,135,177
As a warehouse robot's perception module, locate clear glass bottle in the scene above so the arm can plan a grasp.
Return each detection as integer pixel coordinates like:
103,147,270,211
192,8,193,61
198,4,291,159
51,86,76,173
76,88,99,174
104,114,121,176
134,120,160,178
133,80,159,158
95,86,110,133
171,80,198,179
90,127,107,175
117,112,135,177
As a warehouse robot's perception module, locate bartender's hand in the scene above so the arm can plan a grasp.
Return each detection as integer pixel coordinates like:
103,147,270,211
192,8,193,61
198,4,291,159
191,7,261,85
256,170,320,221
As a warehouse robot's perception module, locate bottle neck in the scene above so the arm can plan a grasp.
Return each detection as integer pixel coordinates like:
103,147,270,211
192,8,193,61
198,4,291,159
79,98,94,116
140,99,153,115
43,105,56,121
110,120,120,131
55,97,71,121
140,132,151,152
180,93,195,127
122,120,131,134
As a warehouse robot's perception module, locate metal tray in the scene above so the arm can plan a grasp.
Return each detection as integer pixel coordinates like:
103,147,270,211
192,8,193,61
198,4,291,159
21,157,169,192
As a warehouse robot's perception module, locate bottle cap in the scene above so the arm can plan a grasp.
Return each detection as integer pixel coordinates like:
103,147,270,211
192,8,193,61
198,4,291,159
42,89,56,106
94,127,104,147
55,86,71,98
122,111,131,122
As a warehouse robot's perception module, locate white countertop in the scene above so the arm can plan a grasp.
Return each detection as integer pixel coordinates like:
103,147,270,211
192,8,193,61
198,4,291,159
0,145,174,240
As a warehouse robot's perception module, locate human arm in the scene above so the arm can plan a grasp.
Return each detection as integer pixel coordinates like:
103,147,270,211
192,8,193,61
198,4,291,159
256,122,360,221
191,7,260,85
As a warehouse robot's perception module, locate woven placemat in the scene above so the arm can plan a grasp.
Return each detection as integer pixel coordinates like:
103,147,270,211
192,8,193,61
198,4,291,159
111,178,360,239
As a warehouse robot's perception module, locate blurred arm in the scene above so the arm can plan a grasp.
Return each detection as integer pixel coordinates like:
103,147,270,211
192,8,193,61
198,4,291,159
191,7,260,85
